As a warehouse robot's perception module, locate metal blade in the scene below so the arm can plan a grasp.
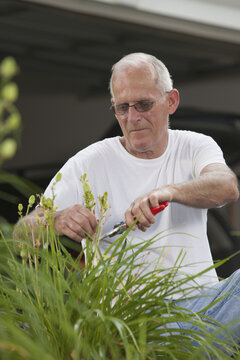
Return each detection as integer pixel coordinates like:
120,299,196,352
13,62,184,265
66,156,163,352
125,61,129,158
99,221,126,241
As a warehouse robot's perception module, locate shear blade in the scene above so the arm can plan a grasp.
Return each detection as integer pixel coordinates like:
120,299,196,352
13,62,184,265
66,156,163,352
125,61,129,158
100,222,126,241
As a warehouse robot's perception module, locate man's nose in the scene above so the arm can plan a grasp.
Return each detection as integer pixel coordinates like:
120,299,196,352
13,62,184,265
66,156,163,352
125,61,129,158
127,105,140,122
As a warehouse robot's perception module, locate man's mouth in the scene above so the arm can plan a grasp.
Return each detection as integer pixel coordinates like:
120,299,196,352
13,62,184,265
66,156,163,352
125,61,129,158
130,128,147,132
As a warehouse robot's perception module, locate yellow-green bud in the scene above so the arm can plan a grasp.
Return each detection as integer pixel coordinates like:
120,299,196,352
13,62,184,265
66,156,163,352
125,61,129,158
83,181,91,194
0,138,17,159
18,203,23,212
6,113,21,130
46,198,53,208
41,196,53,209
98,192,108,212
28,195,35,206
1,83,19,102
56,173,62,182
20,248,27,259
0,57,18,78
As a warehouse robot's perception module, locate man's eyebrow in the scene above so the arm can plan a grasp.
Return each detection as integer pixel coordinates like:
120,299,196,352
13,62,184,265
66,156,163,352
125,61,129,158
115,102,129,105
116,99,150,105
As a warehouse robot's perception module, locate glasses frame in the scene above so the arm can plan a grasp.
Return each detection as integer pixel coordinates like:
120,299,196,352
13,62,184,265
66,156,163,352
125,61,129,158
110,91,171,116
110,99,157,116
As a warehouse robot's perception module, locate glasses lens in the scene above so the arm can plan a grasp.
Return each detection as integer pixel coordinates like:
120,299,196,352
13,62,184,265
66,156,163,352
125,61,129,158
112,100,155,115
135,100,154,112
115,103,129,115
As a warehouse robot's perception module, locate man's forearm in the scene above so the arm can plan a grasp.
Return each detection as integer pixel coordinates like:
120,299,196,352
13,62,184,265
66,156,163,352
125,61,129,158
170,163,239,209
125,163,239,230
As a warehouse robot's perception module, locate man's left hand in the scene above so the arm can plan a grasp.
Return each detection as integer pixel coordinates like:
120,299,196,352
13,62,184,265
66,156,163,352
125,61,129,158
125,186,173,232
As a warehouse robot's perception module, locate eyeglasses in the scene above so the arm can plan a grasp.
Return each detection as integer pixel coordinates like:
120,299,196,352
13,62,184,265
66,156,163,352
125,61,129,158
111,99,157,116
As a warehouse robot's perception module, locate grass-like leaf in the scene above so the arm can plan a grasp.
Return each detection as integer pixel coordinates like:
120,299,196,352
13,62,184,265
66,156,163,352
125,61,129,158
0,224,239,360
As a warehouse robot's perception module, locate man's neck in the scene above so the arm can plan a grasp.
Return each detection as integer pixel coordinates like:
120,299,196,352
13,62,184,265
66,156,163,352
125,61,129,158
120,134,169,159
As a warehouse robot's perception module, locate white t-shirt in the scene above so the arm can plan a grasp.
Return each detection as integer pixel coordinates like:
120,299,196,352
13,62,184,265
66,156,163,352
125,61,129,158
44,130,226,297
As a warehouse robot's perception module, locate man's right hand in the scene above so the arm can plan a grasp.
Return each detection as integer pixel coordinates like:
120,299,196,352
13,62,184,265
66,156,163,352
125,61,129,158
54,204,98,243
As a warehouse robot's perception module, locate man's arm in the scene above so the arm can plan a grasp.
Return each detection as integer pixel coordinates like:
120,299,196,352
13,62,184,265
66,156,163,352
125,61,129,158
125,163,239,231
14,204,98,243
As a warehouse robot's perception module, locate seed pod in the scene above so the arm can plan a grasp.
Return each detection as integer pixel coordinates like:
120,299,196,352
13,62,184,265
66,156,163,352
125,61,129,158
0,138,17,159
56,172,62,182
28,195,36,206
1,83,19,102
18,203,23,212
0,57,19,78
6,113,21,130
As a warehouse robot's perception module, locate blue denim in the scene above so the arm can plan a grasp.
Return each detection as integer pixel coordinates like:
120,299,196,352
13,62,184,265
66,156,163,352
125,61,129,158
174,269,240,354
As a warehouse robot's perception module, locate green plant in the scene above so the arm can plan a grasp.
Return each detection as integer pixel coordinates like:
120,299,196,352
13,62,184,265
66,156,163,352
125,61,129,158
0,56,41,234
0,56,20,165
0,176,239,359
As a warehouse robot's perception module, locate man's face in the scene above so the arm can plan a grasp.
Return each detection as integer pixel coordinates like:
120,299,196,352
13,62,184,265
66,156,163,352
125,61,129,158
111,66,178,159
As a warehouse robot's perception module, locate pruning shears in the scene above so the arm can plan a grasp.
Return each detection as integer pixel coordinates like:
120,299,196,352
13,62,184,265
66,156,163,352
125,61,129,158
99,201,168,241
60,201,168,253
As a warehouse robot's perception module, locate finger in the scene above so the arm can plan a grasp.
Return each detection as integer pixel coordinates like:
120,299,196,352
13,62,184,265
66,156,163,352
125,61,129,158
134,211,152,228
62,227,84,243
130,199,155,228
139,201,156,226
70,215,96,239
72,205,98,232
148,191,161,208
61,215,97,243
137,223,147,232
125,208,137,230
55,215,86,242
81,208,98,232
67,217,88,236
70,205,98,236
54,206,96,241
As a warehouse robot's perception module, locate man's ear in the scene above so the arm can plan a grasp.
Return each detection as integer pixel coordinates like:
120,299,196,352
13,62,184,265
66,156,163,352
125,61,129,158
111,98,118,119
168,89,179,115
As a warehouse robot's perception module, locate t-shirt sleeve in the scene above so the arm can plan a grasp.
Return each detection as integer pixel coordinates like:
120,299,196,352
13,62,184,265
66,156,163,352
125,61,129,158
192,133,226,177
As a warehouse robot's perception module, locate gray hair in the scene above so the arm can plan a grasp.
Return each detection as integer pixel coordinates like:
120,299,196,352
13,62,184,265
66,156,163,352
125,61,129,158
109,52,173,98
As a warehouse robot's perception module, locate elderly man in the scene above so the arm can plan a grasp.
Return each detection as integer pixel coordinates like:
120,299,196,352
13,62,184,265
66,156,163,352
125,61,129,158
17,53,239,341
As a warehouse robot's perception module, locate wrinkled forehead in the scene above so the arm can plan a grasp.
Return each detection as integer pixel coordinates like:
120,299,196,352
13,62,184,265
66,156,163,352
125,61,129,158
113,62,157,83
111,64,159,99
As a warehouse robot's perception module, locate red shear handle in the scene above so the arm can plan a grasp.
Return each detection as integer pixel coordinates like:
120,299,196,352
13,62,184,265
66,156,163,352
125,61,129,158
150,201,168,215
130,201,168,226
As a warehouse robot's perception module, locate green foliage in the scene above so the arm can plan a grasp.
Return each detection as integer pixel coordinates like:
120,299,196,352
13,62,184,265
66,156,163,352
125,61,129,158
1,177,240,359
0,170,42,204
80,173,109,267
0,57,42,209
98,191,108,217
80,173,96,212
1,224,239,359
0,56,20,164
